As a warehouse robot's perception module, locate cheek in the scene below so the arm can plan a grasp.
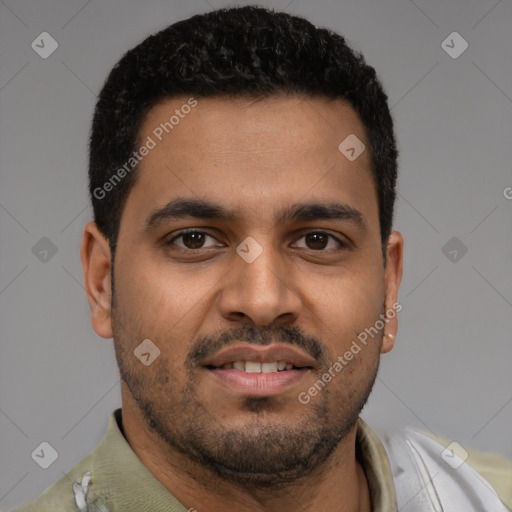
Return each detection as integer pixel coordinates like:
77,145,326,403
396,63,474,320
140,269,217,331
114,256,224,364
115,251,202,322
316,272,385,354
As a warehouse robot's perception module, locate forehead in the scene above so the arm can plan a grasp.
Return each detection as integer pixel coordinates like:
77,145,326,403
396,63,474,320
123,95,378,231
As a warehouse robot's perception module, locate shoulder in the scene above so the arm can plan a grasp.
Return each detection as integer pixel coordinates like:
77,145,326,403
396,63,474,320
379,425,512,511
10,466,92,511
10,411,122,512
435,431,512,510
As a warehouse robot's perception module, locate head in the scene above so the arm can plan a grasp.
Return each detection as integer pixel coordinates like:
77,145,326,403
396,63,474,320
81,5,403,488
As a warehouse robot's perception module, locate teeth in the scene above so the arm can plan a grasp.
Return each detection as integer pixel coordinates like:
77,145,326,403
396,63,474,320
245,361,261,373
261,362,278,373
224,361,294,373
233,361,245,371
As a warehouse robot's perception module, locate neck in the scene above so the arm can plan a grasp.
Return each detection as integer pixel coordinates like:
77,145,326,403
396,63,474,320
120,399,371,512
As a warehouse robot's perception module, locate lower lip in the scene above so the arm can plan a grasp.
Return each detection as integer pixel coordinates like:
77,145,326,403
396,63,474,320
206,368,310,397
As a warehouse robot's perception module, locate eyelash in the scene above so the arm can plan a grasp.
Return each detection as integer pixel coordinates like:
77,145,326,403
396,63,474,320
165,228,349,252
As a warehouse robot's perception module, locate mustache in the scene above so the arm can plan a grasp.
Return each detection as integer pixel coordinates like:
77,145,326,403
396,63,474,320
187,324,329,368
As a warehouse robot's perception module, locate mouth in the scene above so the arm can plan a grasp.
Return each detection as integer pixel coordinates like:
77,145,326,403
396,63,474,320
202,344,315,397
205,361,309,372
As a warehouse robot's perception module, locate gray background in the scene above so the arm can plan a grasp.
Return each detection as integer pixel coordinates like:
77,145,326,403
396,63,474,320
1,0,511,509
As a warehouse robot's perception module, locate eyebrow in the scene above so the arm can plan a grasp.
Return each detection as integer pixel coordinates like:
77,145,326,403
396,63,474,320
144,197,368,232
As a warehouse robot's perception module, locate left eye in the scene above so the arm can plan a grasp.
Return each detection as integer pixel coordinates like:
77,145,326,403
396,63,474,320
293,231,345,251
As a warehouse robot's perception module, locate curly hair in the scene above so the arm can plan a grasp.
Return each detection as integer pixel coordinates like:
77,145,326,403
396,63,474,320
89,5,398,261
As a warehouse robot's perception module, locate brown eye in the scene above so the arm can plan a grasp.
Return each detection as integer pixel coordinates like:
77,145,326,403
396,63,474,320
294,231,346,251
167,230,220,250
181,232,206,249
305,232,328,250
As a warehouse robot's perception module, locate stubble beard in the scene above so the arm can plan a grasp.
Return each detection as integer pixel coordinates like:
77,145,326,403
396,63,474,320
116,343,380,489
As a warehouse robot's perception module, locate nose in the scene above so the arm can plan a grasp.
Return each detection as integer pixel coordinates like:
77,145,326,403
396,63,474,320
219,240,302,327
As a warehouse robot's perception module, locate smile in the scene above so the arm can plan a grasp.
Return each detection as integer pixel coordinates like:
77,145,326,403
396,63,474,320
208,361,307,373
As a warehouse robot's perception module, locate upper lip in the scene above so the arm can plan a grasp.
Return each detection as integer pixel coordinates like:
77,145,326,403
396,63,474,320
202,343,317,369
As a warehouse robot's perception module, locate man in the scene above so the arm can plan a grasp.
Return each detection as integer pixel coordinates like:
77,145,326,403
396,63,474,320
13,5,512,512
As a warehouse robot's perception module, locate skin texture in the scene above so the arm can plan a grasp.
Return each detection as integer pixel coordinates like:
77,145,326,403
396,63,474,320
81,95,403,512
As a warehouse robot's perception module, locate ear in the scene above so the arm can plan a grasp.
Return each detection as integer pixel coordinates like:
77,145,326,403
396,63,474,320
381,230,404,354
80,221,113,339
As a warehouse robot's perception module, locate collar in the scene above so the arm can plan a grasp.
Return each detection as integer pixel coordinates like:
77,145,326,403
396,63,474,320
356,417,398,511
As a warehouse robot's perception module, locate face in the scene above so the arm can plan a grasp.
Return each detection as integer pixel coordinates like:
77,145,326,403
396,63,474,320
83,94,403,487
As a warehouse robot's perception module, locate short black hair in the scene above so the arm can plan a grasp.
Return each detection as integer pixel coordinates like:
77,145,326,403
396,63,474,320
89,5,398,262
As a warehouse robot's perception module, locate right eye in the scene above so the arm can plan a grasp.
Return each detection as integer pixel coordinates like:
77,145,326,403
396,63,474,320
165,229,225,251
